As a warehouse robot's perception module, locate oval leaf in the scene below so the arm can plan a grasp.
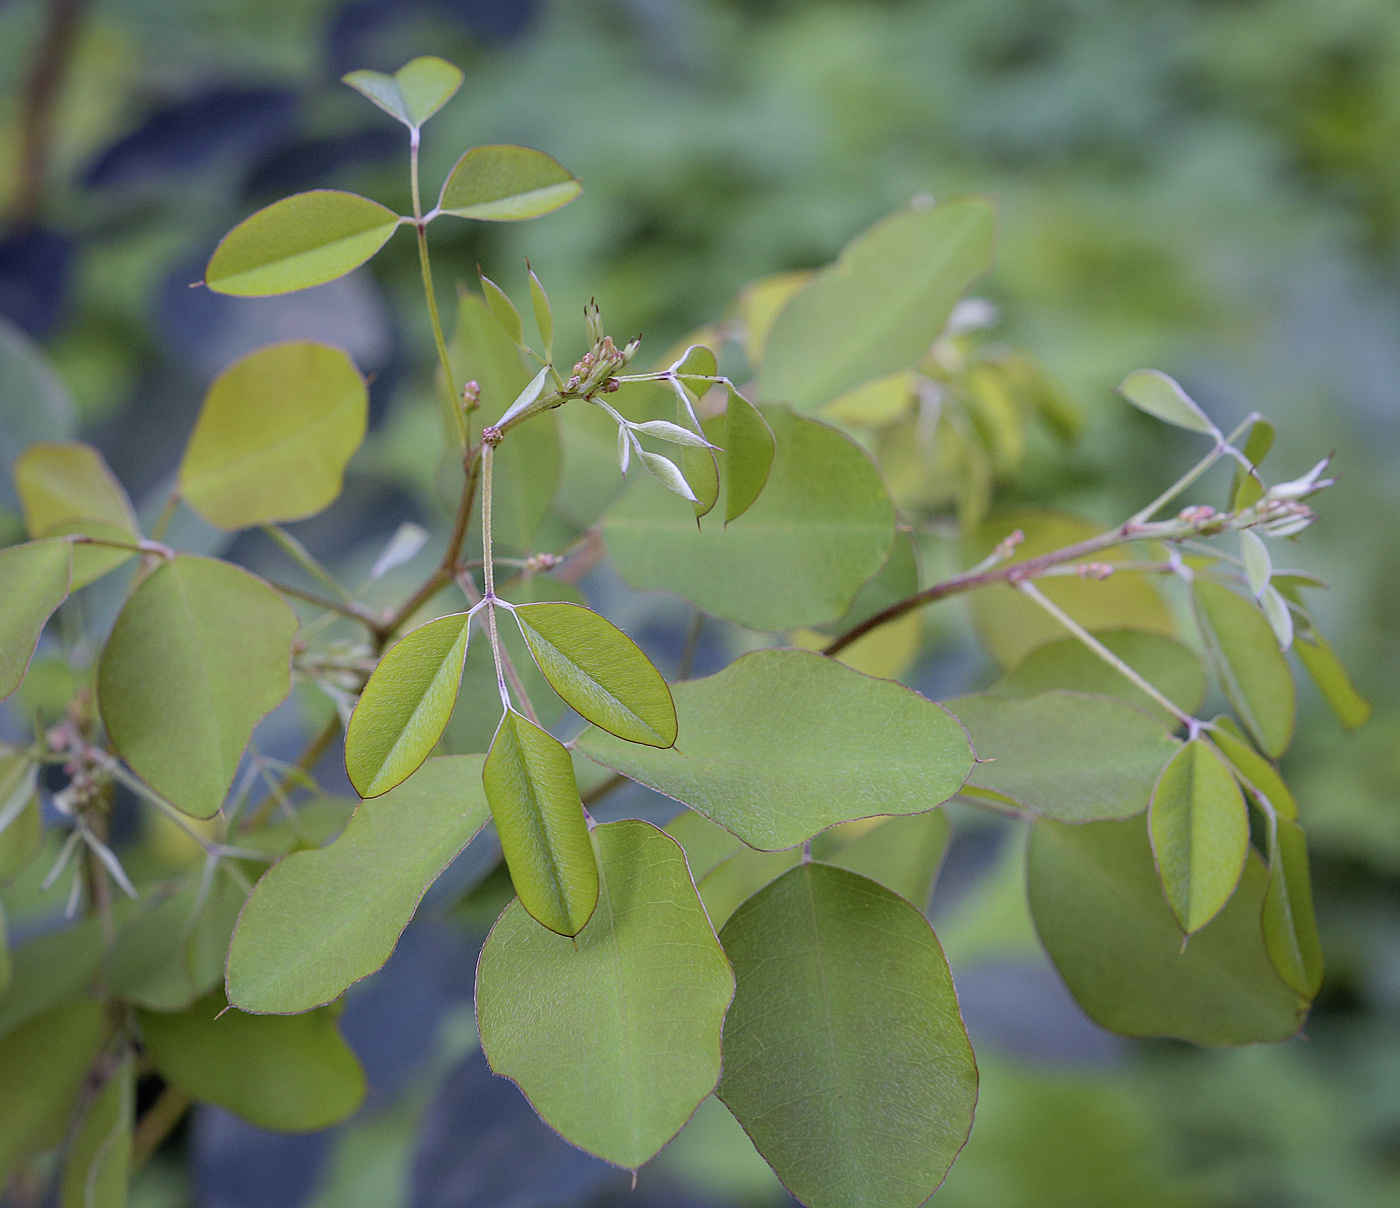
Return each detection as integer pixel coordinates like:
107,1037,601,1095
98,556,297,818
718,863,977,1208
1262,818,1324,998
1117,369,1217,435
15,442,138,588
205,190,401,297
179,342,368,530
343,55,462,127
514,602,676,748
723,386,775,524
1029,816,1306,1043
478,820,734,1168
1148,738,1250,934
1193,580,1296,758
0,539,71,700
61,1051,132,1208
758,198,995,412
345,613,471,798
604,406,895,632
138,989,365,1131
484,712,598,936
228,756,489,1014
579,648,972,850
437,145,581,221
949,691,1181,822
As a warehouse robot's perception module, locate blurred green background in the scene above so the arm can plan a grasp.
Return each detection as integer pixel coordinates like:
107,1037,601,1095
1,1,1398,1206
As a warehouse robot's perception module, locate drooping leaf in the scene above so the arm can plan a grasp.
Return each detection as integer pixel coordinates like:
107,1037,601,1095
205,190,401,296
345,613,471,798
1192,580,1295,758
98,556,297,818
759,199,995,412
1117,369,1217,435
179,342,368,530
0,1003,107,1185
1260,583,1294,650
948,691,1180,822
0,539,70,700
528,266,553,358
228,756,490,1014
15,442,138,587
1207,719,1298,821
1294,626,1372,730
964,510,1175,668
342,55,463,127
513,602,676,747
604,406,895,631
1262,818,1324,998
0,315,75,512
437,145,581,221
61,1051,132,1208
1147,738,1250,934
718,864,977,1208
478,820,734,1169
138,990,365,1131
1028,816,1306,1043
0,754,41,881
723,386,775,524
484,712,598,936
579,649,971,850
988,629,1207,726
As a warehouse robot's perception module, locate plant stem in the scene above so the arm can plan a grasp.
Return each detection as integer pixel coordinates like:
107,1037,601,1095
265,579,381,628
12,0,90,225
149,492,179,542
130,1085,191,1171
263,525,350,601
410,128,466,449
1013,579,1197,730
1127,412,1258,525
241,716,340,831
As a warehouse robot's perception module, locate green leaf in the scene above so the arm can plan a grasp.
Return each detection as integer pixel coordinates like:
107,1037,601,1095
663,809,744,882
579,648,972,850
1028,816,1306,1043
638,448,698,501
179,342,368,530
0,754,41,882
98,556,297,818
718,864,977,1208
1207,719,1298,821
342,55,462,127
1147,738,1250,934
758,198,995,412
15,442,138,587
1117,369,1217,435
0,1003,107,1186
513,602,676,747
345,613,471,798
61,1051,132,1208
437,145,581,221
0,539,70,700
948,691,1181,822
484,711,598,936
723,386,775,524
450,293,558,550
479,273,524,344
1192,581,1295,758
0,921,104,1040
811,810,950,909
1231,419,1274,510
1262,818,1324,998
604,406,895,631
228,756,489,1014
1294,626,1372,730
1240,529,1271,598
988,629,1207,726
0,315,75,512
698,846,802,931
478,819,734,1168
528,266,553,359
139,990,364,1131
205,190,401,297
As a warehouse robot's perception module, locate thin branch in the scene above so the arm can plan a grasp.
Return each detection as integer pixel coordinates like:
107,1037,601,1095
265,578,381,628
12,0,90,225
130,1085,191,1171
263,525,351,602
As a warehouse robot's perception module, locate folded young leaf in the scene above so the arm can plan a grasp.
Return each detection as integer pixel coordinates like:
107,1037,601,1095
1231,418,1275,510
179,342,368,530
718,864,977,1208
513,602,676,747
60,1050,132,1208
1117,368,1217,435
579,649,971,850
1148,738,1250,934
637,449,697,501
484,712,598,936
345,612,472,798
205,190,401,296
437,145,581,221
228,756,490,1014
1294,626,1372,730
477,820,734,1169
342,55,462,128
1262,818,1324,998
528,267,553,358
479,273,525,345
14,442,138,587
0,539,71,700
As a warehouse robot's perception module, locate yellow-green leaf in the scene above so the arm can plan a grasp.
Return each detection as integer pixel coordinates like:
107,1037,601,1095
1147,738,1250,934
1262,818,1324,998
1118,368,1217,435
1294,626,1372,730
437,145,581,221
0,539,70,700
346,612,471,798
98,556,297,818
179,342,367,530
205,190,401,296
342,55,462,127
484,711,598,936
723,386,775,524
15,442,138,587
1207,718,1298,821
61,1051,132,1208
0,754,41,882
513,602,676,747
